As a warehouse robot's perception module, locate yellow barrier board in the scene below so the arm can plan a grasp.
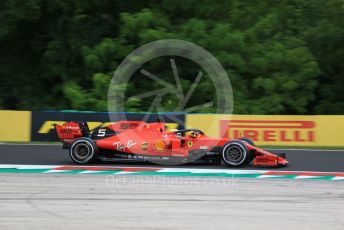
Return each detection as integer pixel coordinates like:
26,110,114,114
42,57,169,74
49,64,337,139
0,110,31,142
1,110,343,146
186,114,344,147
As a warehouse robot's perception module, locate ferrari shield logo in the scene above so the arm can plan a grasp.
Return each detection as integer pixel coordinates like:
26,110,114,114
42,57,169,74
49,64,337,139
141,142,148,151
187,141,193,148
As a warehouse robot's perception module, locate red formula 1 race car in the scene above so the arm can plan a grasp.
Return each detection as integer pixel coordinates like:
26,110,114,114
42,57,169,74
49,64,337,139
55,120,288,167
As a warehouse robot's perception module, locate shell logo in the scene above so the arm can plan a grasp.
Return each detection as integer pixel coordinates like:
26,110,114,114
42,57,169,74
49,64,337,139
141,142,148,151
153,140,166,151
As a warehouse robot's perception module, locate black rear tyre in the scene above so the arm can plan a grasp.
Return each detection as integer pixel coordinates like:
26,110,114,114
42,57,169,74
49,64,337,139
70,137,98,164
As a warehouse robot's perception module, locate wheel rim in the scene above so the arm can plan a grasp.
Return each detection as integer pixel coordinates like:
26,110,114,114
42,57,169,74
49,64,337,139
223,145,245,165
74,143,91,160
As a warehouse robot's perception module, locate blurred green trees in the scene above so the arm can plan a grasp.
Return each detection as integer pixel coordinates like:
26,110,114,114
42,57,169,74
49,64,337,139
0,0,342,114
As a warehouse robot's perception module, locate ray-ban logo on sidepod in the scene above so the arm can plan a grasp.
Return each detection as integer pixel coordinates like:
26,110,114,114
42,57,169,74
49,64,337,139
220,120,315,143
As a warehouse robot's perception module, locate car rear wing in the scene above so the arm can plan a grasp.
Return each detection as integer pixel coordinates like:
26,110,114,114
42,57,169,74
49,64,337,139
54,121,90,148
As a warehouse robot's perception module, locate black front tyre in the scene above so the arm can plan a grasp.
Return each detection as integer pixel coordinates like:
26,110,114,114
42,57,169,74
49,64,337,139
222,141,249,167
70,137,98,164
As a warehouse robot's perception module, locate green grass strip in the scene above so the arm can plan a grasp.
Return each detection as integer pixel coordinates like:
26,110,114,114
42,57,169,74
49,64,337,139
0,168,48,173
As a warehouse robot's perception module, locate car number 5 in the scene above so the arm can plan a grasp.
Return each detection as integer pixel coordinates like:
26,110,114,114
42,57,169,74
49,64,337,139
97,129,106,137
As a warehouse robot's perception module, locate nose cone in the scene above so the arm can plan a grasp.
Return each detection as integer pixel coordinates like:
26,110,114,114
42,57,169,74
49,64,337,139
277,157,289,166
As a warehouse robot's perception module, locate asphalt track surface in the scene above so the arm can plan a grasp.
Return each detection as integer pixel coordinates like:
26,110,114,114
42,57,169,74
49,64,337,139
0,143,343,172
1,174,344,230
